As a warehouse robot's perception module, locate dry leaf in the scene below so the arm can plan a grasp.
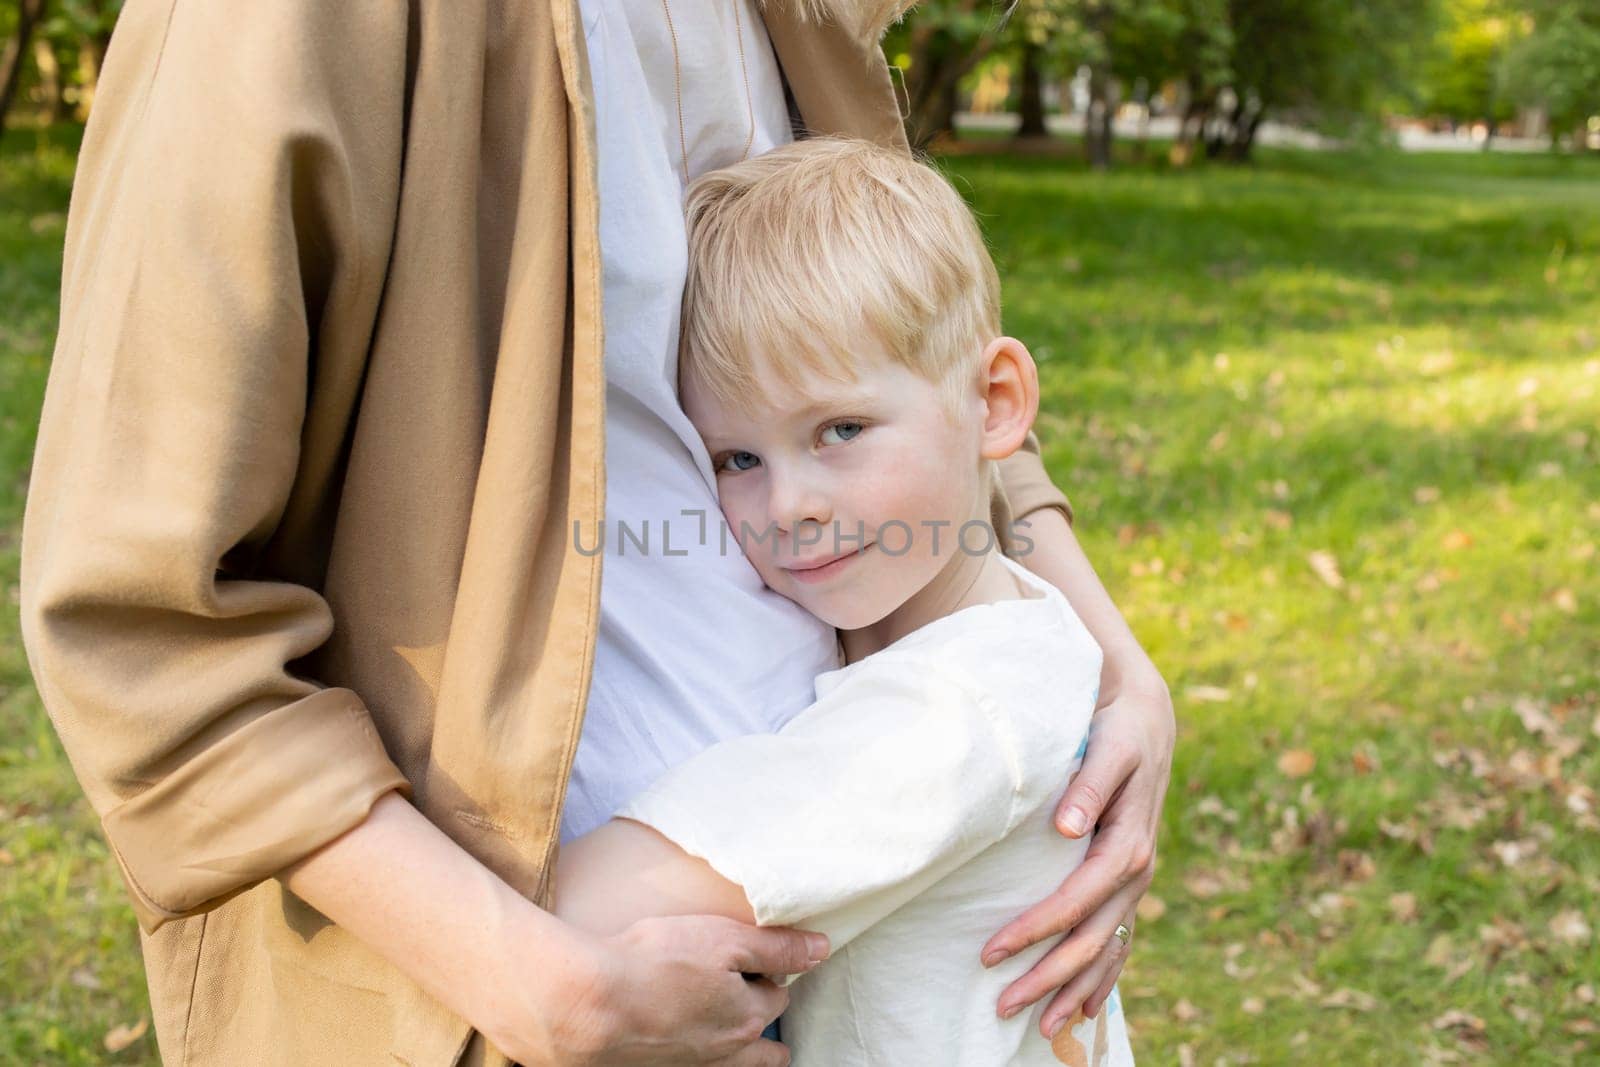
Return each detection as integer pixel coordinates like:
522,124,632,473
1389,892,1419,923
70,967,102,991
1137,894,1167,922
1433,1010,1487,1035
1241,997,1265,1015
104,1018,149,1053
1172,998,1202,1023
1265,508,1293,530
1550,910,1593,946
1550,588,1578,614
1414,486,1441,504
1187,685,1232,704
1338,850,1377,882
1320,987,1378,1011
1307,550,1344,588
1278,749,1317,777
1441,529,1474,551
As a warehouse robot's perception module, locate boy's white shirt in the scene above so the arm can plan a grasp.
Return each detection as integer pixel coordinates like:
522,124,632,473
617,554,1137,1066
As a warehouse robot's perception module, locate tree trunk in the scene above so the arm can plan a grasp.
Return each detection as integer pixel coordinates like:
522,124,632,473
0,0,48,136
1016,42,1047,139
900,0,1001,150
1085,65,1114,169
32,33,61,122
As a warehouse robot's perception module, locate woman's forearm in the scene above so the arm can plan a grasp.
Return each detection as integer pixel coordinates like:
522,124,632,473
279,790,589,1035
1013,507,1169,705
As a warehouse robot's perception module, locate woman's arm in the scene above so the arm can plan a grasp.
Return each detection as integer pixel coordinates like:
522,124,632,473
986,505,1175,1039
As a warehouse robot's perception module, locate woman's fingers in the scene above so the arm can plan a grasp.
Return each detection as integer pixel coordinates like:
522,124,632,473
1036,911,1135,1039
994,880,1145,1022
709,1039,792,1067
980,809,1153,966
1081,954,1123,1020
728,926,829,978
1053,732,1140,839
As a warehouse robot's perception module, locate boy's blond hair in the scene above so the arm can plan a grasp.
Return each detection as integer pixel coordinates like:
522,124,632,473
680,137,1001,421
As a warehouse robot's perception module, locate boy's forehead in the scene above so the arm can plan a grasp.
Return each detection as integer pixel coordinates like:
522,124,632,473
685,351,881,436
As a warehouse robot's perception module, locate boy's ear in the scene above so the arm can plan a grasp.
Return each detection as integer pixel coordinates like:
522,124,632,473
977,336,1040,461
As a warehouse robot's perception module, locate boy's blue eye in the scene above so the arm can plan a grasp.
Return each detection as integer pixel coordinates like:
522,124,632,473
820,421,863,445
718,451,761,473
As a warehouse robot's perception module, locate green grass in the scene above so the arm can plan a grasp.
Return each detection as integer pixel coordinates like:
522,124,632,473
3,125,1598,1063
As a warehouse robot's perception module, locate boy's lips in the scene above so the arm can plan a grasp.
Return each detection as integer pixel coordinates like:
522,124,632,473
782,544,872,584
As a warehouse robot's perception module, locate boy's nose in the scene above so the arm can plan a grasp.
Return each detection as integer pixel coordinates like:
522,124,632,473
768,471,832,534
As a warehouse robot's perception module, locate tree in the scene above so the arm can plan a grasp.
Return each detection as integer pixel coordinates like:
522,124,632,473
1421,0,1517,138
1501,0,1600,150
0,0,48,136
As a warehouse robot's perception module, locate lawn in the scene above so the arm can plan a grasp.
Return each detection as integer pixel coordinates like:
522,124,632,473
2,124,1597,1064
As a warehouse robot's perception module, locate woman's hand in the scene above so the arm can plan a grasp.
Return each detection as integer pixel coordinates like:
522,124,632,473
486,912,827,1065
980,679,1174,1040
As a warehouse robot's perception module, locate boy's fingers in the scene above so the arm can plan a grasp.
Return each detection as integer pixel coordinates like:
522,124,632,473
1054,739,1139,838
732,927,829,976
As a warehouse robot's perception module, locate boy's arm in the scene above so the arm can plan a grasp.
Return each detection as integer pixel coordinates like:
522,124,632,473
553,817,757,937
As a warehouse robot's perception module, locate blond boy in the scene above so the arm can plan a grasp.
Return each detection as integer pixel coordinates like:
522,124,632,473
552,138,1135,1065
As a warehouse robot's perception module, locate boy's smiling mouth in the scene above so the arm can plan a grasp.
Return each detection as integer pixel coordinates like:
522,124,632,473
782,544,873,584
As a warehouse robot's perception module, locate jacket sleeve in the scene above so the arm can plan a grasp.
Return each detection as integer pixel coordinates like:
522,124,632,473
18,0,413,934
996,428,1074,527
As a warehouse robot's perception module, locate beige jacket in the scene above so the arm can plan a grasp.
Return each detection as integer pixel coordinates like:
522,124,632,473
19,1,1073,1063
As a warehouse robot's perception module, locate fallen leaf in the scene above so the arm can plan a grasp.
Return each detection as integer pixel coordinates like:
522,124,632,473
1320,987,1378,1011
70,967,102,991
1172,998,1202,1023
1433,1010,1488,1040
1187,685,1232,704
1307,550,1344,589
1278,749,1317,777
1265,508,1293,530
1136,894,1167,922
104,1019,149,1053
1241,997,1265,1015
1389,892,1419,923
1551,588,1577,614
1550,909,1592,946
1441,529,1473,551
1338,850,1376,883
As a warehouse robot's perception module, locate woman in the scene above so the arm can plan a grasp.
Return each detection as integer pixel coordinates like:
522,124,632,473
19,0,1174,1063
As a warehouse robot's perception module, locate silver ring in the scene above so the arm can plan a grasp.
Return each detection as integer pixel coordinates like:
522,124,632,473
1113,923,1132,947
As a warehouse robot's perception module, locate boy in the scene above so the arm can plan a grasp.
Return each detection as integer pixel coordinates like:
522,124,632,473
552,137,1135,1065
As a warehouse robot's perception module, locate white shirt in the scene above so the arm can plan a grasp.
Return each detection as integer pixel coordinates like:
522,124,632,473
618,555,1137,1066
564,0,840,843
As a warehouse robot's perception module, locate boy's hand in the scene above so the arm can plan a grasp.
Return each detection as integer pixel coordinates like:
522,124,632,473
979,680,1174,1041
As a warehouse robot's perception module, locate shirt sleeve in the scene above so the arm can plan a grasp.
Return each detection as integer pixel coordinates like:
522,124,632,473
614,657,1027,976
995,429,1074,527
17,0,414,934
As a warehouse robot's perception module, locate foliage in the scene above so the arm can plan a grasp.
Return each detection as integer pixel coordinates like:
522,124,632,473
1420,0,1517,125
1501,0,1600,147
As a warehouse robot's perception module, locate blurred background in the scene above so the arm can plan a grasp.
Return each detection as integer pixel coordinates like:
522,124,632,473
2,0,1597,1063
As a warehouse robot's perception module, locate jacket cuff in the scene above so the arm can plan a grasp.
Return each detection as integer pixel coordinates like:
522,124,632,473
100,688,412,934
997,430,1075,528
